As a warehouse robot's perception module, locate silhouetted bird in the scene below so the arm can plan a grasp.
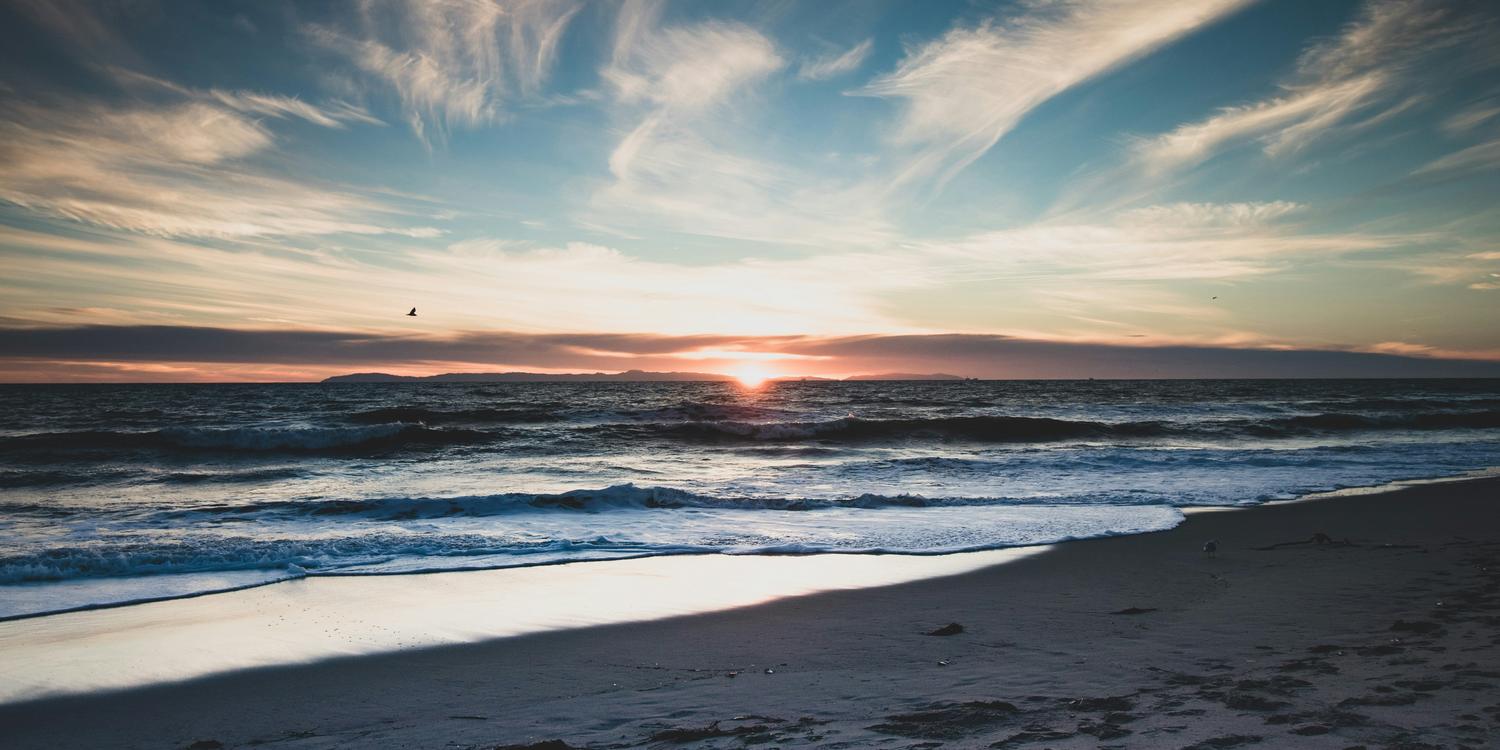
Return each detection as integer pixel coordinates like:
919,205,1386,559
407,308,417,317
1203,539,1218,558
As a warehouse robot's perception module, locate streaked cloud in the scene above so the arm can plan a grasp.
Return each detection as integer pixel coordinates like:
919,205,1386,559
860,0,1253,189
207,90,384,129
796,38,872,81
5,0,139,70
921,201,1397,284
603,3,782,113
0,99,429,238
1116,201,1305,228
1133,0,1486,175
0,0,1495,380
3,325,1497,383
309,0,584,146
588,2,894,246
1441,100,1500,134
1412,137,1500,178
0,225,924,336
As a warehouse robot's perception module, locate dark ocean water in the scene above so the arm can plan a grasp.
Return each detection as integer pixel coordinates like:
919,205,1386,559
1,379,1497,619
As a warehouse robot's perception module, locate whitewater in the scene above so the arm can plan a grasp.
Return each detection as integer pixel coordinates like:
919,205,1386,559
2,379,1498,620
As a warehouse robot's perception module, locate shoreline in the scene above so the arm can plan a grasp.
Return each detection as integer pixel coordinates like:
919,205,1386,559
2,474,1498,747
0,545,1050,703
7,468,1493,627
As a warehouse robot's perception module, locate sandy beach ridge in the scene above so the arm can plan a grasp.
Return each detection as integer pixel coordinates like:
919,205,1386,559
2,476,1497,749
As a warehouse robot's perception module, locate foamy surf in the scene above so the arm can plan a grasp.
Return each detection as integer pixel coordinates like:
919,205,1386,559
2,379,1498,621
0,503,1185,619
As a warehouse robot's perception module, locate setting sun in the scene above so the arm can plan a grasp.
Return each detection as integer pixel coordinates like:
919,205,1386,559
727,363,776,388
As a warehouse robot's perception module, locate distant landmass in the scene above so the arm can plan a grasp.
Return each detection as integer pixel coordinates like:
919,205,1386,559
323,370,736,383
844,372,966,381
323,370,970,383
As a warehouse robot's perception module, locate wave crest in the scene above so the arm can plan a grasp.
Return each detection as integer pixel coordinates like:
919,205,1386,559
594,415,1171,443
346,406,557,425
0,424,493,455
1241,410,1500,436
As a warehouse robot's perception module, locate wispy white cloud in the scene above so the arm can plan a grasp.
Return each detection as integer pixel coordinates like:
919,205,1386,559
588,2,893,246
0,100,432,238
1442,101,1500,134
859,0,1253,190
1117,201,1305,228
797,39,872,81
1364,245,1500,296
921,201,1401,284
603,6,782,113
6,0,140,70
1133,0,1483,174
1411,137,1500,177
0,225,926,336
208,90,384,129
887,202,1457,345
309,0,583,147
0,194,1470,359
1135,75,1390,175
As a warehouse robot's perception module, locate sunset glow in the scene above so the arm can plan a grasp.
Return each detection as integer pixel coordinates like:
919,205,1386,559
4,3,1500,744
0,0,1496,381
727,364,776,389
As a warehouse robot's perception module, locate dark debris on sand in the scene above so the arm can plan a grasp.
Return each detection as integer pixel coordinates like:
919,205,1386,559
483,539,1500,750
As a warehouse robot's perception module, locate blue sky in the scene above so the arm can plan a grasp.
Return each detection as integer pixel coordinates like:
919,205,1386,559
1,0,1498,380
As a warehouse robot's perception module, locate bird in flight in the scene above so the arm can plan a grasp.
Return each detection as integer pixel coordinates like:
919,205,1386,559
407,307,418,317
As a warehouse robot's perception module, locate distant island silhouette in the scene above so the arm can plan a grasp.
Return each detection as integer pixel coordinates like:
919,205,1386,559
323,370,969,383
845,372,964,381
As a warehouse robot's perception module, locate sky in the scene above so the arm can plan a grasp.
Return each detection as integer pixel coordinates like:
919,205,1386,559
1,0,1498,381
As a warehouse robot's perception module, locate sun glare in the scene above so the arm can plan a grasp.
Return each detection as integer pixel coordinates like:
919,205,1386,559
728,364,775,388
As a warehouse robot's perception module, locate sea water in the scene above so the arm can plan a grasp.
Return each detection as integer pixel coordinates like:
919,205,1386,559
2,379,1497,620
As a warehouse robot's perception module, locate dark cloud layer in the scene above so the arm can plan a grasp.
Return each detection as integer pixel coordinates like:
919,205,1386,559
0,326,753,369
2,326,1498,381
784,334,1500,379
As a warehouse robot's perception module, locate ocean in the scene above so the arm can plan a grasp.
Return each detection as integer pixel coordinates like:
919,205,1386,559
2,379,1497,620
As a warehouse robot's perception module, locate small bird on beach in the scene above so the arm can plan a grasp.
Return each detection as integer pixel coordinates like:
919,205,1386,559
406,307,418,317
1203,539,1218,558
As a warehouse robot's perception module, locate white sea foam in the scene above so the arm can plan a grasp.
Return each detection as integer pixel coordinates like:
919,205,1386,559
0,504,1185,618
2,380,1498,620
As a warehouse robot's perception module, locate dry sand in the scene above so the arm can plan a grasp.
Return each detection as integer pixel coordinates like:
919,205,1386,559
2,477,1498,749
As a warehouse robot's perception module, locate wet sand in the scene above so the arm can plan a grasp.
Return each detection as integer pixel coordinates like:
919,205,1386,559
3,476,1498,749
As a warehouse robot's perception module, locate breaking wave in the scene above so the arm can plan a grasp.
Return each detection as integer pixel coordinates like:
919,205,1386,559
90,483,1201,523
591,415,1173,443
5,411,1495,460
591,411,1500,444
0,424,494,455
1236,410,1500,436
0,500,1188,587
0,533,697,584
345,406,558,425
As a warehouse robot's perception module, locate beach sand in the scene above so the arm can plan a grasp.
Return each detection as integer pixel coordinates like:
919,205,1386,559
3,477,1498,749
